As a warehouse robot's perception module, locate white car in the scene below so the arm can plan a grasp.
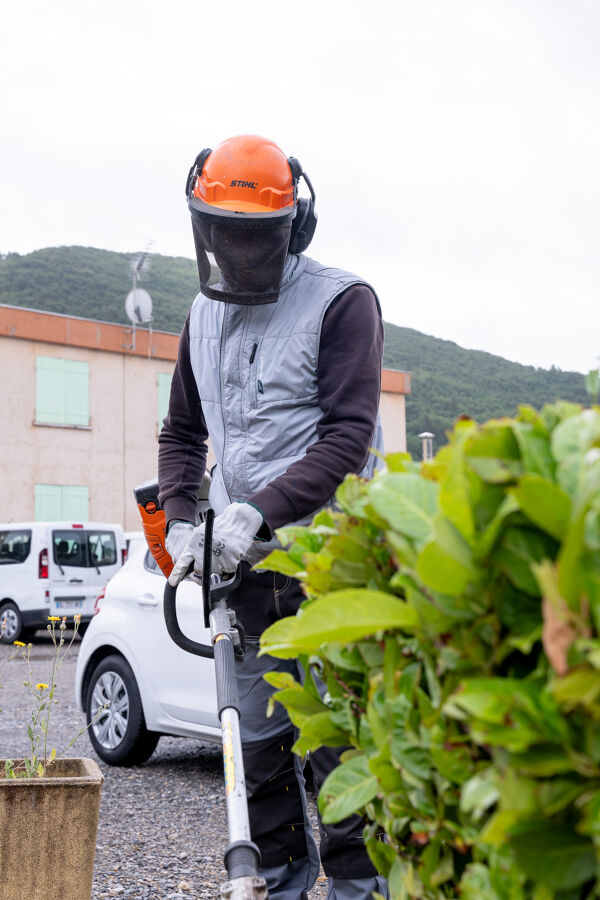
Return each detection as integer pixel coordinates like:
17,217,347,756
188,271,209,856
75,541,221,766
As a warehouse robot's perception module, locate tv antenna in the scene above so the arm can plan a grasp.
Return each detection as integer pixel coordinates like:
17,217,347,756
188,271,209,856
125,242,154,351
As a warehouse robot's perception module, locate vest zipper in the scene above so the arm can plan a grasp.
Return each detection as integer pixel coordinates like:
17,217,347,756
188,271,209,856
274,575,282,617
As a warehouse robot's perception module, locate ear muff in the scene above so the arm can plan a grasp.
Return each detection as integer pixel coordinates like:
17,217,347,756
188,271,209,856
287,157,318,255
185,148,212,198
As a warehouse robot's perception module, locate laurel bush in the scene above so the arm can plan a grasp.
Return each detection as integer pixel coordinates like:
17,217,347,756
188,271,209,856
259,402,600,899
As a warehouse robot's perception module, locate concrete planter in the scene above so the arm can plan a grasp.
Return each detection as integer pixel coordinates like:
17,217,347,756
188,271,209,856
0,758,103,900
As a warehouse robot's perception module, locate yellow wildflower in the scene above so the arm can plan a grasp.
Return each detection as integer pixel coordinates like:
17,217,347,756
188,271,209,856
47,616,60,622
73,613,82,621
36,683,49,691
13,641,26,647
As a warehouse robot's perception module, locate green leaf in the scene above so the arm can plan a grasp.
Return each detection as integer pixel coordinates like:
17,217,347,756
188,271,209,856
460,768,499,820
336,474,370,517
390,737,430,781
417,517,477,595
510,826,596,889
552,666,600,710
384,451,416,473
459,863,497,900
367,472,438,542
496,527,557,596
293,713,349,755
318,754,379,823
266,687,326,725
255,549,306,576
585,369,600,404
259,590,419,659
438,429,476,544
387,858,409,900
430,741,474,785
467,456,522,484
263,671,300,691
552,409,600,495
476,495,520,558
507,746,574,777
511,421,555,479
510,475,572,541
557,509,587,610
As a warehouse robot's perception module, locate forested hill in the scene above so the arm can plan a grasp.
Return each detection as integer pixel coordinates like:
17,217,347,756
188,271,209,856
0,246,588,457
384,325,588,456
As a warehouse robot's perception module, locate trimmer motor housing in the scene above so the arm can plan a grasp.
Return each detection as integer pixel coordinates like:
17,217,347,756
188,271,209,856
134,478,174,577
133,474,212,578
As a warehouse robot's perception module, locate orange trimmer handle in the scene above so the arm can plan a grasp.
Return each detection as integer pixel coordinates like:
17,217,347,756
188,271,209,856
133,479,174,577
137,502,174,577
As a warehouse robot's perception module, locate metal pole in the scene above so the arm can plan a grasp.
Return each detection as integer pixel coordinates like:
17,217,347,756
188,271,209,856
418,431,434,461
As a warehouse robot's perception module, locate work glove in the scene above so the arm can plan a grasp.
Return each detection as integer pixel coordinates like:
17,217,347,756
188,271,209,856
165,521,194,567
168,502,264,586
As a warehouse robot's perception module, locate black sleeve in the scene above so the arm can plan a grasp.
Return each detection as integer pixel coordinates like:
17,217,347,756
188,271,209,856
158,312,209,525
249,283,383,535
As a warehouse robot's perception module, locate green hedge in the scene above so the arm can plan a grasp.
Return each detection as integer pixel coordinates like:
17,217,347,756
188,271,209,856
258,402,600,899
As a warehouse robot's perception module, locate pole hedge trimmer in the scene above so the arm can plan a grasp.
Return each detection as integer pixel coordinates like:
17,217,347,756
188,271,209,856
135,479,268,900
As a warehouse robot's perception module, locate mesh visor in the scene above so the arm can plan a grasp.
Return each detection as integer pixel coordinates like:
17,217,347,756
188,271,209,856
190,200,294,305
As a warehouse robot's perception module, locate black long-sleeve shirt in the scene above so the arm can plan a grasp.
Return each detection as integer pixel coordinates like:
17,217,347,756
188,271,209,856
158,283,383,538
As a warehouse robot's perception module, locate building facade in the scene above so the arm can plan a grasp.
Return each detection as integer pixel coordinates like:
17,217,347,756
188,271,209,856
0,305,411,530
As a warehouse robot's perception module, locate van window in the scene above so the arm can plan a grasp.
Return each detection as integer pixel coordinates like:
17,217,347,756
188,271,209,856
53,531,86,568
0,530,32,564
52,530,118,569
88,532,117,567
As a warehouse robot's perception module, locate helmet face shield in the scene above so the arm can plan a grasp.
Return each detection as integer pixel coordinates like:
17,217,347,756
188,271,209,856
190,203,294,305
185,135,314,304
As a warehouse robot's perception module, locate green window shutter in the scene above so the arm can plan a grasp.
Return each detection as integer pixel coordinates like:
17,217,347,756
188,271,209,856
36,357,65,425
65,360,89,426
158,373,172,431
62,486,89,520
35,485,89,520
35,357,89,427
35,484,63,520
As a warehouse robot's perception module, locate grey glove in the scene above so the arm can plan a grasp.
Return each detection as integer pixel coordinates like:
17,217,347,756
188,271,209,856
165,521,194,568
168,502,264,586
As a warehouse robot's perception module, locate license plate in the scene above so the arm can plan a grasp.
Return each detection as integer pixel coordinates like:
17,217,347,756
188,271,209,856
55,599,84,609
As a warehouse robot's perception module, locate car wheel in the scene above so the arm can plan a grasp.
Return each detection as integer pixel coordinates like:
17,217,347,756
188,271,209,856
86,654,159,766
0,602,24,644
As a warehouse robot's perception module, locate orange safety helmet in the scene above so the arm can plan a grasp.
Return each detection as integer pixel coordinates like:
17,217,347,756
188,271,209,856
185,135,317,303
191,135,296,215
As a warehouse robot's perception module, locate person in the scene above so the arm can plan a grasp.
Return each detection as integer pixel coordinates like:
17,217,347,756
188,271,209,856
158,134,387,900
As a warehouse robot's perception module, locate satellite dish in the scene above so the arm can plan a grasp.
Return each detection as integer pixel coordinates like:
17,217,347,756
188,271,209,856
125,288,153,325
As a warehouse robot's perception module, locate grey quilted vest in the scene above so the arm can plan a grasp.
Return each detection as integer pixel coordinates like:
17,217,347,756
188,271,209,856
188,253,385,528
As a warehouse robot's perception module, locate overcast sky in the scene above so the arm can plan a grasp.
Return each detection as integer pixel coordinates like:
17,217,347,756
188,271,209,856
2,0,598,373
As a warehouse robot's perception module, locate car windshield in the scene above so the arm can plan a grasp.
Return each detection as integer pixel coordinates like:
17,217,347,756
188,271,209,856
0,530,32,564
53,530,117,569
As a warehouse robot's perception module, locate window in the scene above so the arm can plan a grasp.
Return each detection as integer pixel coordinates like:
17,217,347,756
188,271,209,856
35,485,89,521
53,530,117,569
0,530,32,565
53,531,86,567
36,356,89,427
88,531,117,567
144,549,160,574
158,373,172,431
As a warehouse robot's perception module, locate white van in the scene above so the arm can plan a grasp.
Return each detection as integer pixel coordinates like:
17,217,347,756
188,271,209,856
0,522,126,643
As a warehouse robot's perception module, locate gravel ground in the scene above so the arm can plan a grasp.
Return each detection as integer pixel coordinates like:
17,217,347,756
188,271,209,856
0,633,328,900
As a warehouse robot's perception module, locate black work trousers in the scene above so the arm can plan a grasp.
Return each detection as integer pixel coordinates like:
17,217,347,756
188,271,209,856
227,563,379,879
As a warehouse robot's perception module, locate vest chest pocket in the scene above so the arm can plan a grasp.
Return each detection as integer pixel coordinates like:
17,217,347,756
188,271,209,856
250,334,318,407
